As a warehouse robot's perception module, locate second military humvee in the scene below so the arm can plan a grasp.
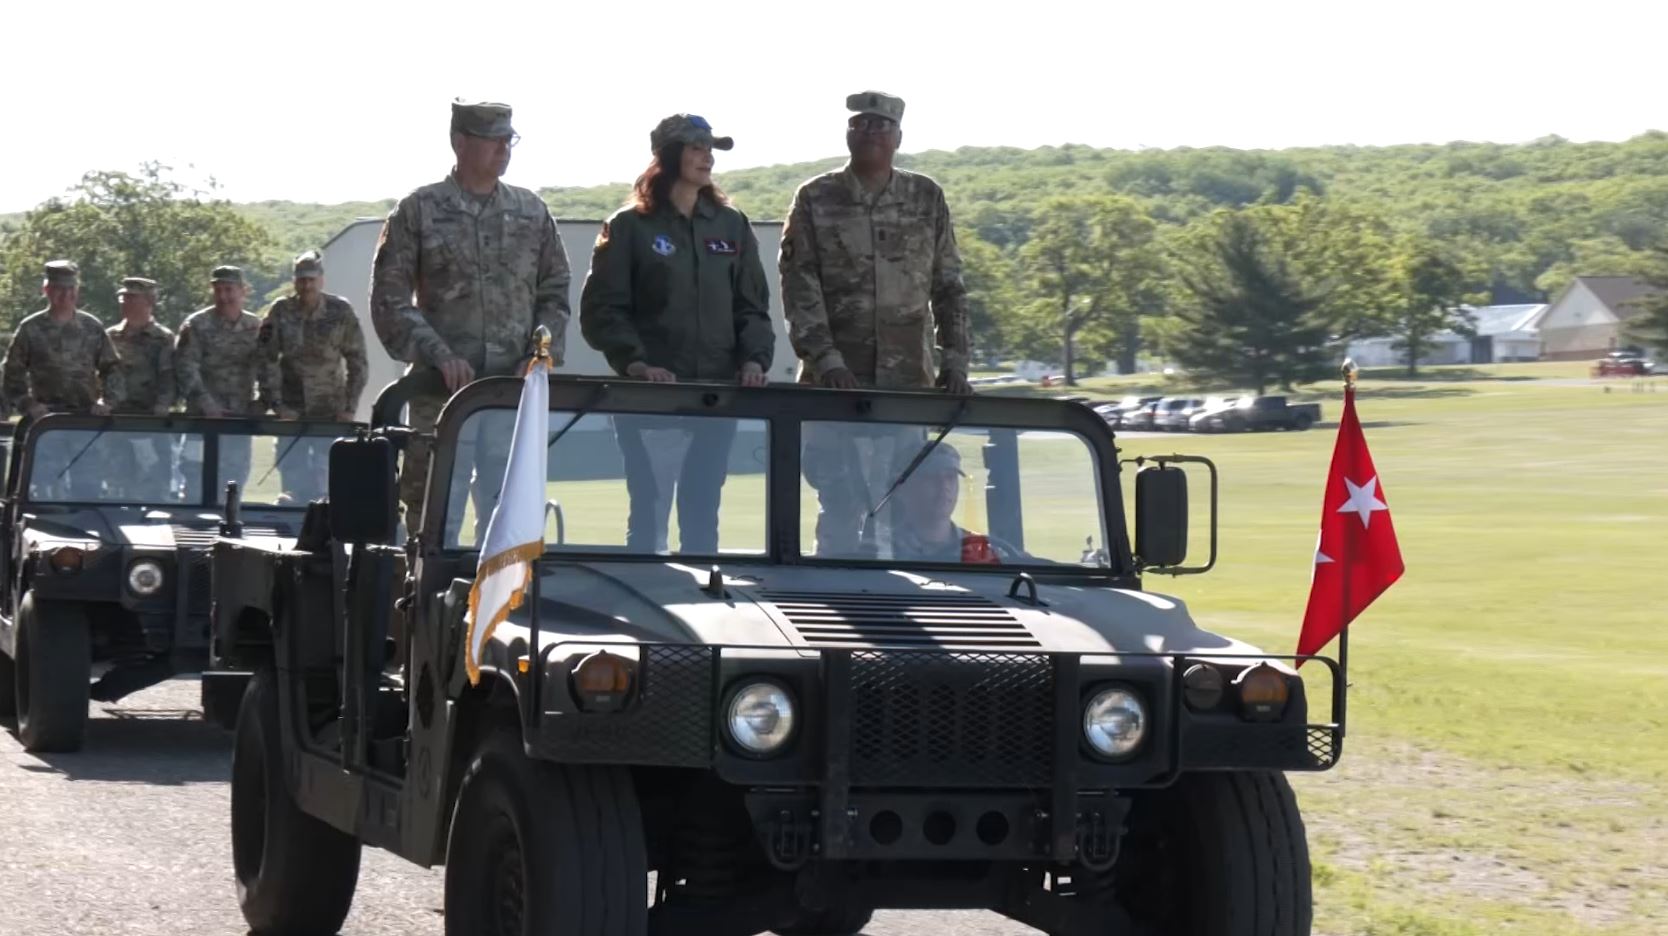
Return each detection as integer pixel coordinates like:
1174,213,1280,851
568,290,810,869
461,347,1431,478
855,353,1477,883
212,371,1343,936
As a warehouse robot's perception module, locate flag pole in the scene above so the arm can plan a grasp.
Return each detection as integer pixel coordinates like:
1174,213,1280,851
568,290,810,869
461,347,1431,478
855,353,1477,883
1336,357,1356,740
526,324,553,721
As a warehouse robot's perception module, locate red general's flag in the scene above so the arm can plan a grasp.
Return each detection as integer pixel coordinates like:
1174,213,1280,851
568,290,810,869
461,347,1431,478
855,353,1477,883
1296,384,1404,663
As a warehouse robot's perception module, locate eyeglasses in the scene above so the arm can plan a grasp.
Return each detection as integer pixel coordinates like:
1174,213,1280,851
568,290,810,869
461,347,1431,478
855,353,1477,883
848,115,897,133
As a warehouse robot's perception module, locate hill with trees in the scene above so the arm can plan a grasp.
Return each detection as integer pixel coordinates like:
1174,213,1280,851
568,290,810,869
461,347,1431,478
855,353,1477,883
5,133,1666,380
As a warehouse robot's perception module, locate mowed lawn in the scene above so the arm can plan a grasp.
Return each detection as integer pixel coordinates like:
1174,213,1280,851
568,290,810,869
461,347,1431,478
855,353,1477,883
1107,364,1668,935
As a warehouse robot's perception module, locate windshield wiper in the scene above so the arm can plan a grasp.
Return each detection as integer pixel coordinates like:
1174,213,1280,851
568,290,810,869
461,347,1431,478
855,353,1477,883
59,429,109,482
256,433,309,488
546,384,608,451
864,396,972,522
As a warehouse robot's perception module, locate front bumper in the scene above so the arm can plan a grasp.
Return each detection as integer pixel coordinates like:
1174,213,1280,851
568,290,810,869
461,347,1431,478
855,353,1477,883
524,642,1341,864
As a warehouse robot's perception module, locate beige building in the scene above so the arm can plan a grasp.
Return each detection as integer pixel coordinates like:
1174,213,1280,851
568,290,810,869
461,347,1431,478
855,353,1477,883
1537,276,1661,360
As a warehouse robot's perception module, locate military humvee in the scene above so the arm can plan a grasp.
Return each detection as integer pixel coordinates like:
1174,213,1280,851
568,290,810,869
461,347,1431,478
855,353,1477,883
213,372,1343,936
0,412,355,751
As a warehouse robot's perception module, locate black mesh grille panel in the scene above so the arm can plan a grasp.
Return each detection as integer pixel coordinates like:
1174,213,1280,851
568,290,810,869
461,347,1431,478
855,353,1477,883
848,650,1053,787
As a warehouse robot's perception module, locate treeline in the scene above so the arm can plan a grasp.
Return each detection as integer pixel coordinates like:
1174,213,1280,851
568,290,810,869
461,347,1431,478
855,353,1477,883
4,134,1668,387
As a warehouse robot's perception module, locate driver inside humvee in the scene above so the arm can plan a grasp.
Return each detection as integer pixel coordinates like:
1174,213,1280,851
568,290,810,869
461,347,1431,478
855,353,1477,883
887,443,1027,564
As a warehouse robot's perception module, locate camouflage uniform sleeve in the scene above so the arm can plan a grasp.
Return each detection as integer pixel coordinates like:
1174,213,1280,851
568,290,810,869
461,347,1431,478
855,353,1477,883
578,213,648,375
156,329,177,410
370,195,457,367
175,318,208,408
779,186,844,377
534,207,572,366
340,301,369,415
929,186,972,376
733,215,775,371
95,324,125,407
256,305,283,410
2,324,34,413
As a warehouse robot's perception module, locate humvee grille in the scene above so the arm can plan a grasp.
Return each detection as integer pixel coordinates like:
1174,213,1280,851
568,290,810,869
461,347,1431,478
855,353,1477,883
848,650,1054,786
761,591,1039,649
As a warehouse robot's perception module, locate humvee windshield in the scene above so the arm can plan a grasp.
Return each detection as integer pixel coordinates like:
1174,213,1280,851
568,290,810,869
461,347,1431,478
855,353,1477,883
443,406,1108,570
24,425,348,508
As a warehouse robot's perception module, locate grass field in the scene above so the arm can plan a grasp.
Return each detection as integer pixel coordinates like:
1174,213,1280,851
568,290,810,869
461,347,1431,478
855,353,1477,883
1102,363,1668,935
447,361,1667,933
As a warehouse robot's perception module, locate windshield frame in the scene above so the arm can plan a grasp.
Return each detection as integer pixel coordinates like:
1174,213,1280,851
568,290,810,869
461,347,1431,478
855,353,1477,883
8,412,362,511
419,376,1136,580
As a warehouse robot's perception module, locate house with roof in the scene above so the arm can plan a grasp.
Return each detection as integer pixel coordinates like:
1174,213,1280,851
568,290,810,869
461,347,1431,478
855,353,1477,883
1536,276,1662,360
1344,303,1549,367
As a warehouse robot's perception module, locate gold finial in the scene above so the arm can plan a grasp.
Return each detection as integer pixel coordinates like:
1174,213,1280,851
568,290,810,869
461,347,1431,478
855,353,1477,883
1341,357,1359,390
533,324,552,361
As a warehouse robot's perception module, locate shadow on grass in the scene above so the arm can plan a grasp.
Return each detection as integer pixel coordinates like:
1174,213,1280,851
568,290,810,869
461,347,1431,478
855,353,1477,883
1357,366,1537,383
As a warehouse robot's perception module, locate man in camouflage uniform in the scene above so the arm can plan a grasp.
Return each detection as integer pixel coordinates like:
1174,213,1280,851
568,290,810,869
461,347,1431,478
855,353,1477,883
778,91,973,554
258,249,369,504
106,276,176,414
176,265,266,494
104,275,178,500
371,98,571,543
1,260,125,497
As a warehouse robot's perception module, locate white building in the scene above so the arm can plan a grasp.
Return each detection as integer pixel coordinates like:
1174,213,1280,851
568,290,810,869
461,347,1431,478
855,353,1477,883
1345,303,1548,367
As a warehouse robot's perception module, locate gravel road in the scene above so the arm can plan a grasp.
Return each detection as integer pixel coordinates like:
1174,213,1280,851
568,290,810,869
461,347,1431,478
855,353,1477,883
0,678,1032,936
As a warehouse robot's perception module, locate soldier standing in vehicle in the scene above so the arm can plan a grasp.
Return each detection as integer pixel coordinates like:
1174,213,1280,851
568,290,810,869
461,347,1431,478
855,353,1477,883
579,112,772,554
370,98,572,542
106,276,176,415
1,259,125,498
104,275,177,499
175,265,266,491
258,249,369,504
2,260,124,420
777,91,973,554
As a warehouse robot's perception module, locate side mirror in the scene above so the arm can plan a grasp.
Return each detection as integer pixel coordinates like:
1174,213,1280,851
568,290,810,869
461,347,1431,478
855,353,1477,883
328,434,398,544
1135,464,1189,567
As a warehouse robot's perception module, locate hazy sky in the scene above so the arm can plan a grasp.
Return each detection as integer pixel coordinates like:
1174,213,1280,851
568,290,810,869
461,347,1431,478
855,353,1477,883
5,0,1663,212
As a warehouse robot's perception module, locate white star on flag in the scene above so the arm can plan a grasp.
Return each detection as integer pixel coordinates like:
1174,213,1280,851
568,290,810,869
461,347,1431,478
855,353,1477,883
1336,475,1388,528
1315,548,1333,564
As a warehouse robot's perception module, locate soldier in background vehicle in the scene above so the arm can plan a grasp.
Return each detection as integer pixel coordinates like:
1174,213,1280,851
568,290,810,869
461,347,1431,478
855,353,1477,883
258,249,368,504
778,91,973,554
370,98,571,542
1,260,125,498
103,275,177,500
579,112,772,553
175,265,266,492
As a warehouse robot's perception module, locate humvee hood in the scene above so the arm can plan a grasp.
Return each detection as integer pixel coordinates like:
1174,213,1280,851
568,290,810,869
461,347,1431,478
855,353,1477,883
512,561,1269,658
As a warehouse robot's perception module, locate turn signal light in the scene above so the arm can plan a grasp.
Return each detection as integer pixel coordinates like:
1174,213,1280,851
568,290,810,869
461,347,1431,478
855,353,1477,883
569,650,636,713
1234,663,1290,722
49,546,85,573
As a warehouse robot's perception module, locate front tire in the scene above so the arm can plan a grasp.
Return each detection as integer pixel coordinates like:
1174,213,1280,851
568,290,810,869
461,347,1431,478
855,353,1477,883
0,650,16,719
1110,771,1311,935
15,591,90,752
444,731,648,936
232,667,362,935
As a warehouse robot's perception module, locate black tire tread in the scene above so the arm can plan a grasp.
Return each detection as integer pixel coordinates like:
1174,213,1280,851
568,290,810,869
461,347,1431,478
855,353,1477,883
16,592,89,752
234,668,362,935
0,651,16,719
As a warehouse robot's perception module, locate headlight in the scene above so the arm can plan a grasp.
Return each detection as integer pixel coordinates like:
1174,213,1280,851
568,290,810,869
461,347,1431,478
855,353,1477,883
1083,686,1147,758
726,681,796,756
127,559,166,596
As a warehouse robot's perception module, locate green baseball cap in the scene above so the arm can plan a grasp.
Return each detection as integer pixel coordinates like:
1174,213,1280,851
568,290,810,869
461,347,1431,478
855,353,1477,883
211,265,244,285
43,259,79,286
117,276,159,300
847,90,905,123
451,98,514,137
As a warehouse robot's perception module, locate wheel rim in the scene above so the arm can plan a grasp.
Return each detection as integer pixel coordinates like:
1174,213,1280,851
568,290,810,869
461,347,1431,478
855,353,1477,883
484,814,525,936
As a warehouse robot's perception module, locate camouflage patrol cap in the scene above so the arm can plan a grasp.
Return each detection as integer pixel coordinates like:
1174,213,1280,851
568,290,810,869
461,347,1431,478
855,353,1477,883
451,98,514,138
898,442,965,479
117,276,159,300
210,265,244,285
43,259,79,286
846,90,905,123
292,249,323,279
650,113,733,153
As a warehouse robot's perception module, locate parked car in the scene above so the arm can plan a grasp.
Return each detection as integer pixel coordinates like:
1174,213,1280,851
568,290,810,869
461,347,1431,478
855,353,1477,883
1152,396,1205,431
1184,396,1241,432
1096,395,1163,429
1193,395,1322,432
1122,399,1163,431
1591,350,1653,377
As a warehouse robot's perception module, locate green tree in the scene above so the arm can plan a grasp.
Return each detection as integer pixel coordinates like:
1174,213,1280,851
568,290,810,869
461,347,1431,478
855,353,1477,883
1626,244,1668,358
1017,196,1158,384
1388,244,1480,376
1171,210,1335,394
0,164,275,332
957,235,1018,365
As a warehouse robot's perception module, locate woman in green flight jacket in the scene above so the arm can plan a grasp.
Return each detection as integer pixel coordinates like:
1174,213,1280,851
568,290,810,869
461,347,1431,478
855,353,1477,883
578,112,773,555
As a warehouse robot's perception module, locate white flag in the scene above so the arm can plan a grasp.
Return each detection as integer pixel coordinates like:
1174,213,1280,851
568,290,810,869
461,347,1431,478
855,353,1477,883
464,355,550,685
